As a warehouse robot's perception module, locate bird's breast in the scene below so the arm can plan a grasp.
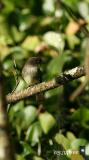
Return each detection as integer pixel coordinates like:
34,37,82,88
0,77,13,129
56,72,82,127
22,66,39,86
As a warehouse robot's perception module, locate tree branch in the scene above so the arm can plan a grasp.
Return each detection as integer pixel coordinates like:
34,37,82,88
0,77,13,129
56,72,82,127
6,66,85,103
59,0,89,37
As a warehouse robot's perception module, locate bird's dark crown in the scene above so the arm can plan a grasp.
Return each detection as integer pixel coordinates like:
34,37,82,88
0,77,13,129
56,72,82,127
27,57,42,65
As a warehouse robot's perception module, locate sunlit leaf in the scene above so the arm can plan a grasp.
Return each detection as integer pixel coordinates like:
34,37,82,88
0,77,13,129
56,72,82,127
78,2,89,19
11,26,25,42
0,16,13,44
66,132,76,142
39,112,56,134
16,154,25,160
20,106,38,129
43,31,65,52
43,0,55,14
55,133,70,150
66,35,80,49
33,156,45,160
86,144,89,156
71,139,87,150
0,44,10,60
21,36,41,51
40,17,53,27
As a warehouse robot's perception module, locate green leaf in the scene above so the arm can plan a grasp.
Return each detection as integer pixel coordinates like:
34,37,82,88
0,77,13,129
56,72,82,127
10,46,28,60
0,16,13,45
16,154,25,160
20,106,38,129
71,138,87,150
21,36,40,51
0,44,11,61
43,0,55,14
3,0,15,12
13,105,37,125
86,144,89,156
70,107,89,129
26,122,42,146
3,58,14,70
39,112,56,134
33,156,45,160
13,106,37,137
78,2,89,19
66,35,80,49
47,53,70,78
66,132,76,142
20,141,35,156
11,26,25,43
43,31,65,52
9,101,24,122
15,78,27,92
55,133,70,150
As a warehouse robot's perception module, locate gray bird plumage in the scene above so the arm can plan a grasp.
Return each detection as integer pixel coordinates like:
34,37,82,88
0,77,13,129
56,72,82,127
22,57,42,86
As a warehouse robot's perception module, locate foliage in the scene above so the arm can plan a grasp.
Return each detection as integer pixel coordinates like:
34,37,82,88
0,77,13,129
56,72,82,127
1,0,89,159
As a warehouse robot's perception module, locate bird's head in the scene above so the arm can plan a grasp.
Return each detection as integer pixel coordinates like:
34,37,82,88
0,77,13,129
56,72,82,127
27,57,42,66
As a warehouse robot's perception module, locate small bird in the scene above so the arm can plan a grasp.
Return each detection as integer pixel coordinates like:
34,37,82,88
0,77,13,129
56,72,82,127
13,56,44,111
22,56,44,109
22,56,42,86
12,57,42,93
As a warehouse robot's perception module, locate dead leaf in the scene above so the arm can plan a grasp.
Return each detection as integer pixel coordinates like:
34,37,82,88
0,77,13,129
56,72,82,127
65,19,86,35
71,151,84,160
35,42,48,53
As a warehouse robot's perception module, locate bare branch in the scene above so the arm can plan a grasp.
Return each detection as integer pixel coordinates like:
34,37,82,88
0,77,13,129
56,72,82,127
6,66,85,103
69,80,87,102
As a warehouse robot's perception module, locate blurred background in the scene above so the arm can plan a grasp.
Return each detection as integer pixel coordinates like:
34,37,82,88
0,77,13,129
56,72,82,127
1,0,89,159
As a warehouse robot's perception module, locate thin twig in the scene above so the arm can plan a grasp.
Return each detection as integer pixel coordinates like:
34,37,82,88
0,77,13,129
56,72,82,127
6,66,85,103
69,80,87,102
59,0,89,37
70,38,89,101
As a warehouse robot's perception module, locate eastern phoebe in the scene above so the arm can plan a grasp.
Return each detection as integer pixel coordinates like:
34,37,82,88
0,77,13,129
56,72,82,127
22,56,44,108
22,56,42,86
13,57,44,108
